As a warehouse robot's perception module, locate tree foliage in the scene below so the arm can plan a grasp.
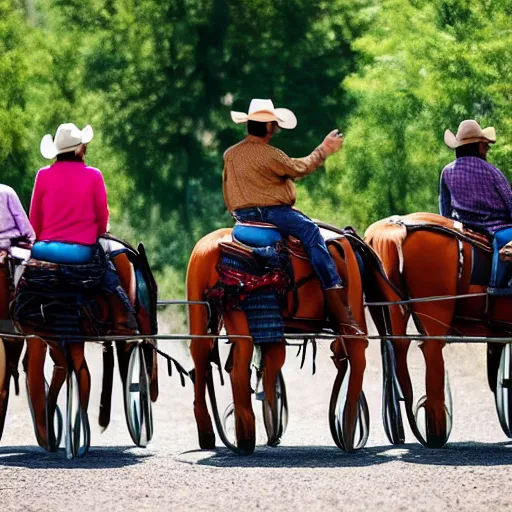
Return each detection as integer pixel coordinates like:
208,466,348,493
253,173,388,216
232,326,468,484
1,0,511,290
328,0,512,230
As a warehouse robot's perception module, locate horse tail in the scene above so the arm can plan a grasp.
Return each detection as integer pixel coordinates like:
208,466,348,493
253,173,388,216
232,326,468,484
186,251,211,339
186,230,227,339
364,217,408,278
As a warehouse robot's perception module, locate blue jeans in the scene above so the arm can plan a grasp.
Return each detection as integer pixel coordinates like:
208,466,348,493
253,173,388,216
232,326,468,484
491,227,512,287
32,241,94,264
233,205,342,289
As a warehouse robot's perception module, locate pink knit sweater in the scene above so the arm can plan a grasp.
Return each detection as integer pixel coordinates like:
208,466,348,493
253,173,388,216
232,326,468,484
30,161,109,245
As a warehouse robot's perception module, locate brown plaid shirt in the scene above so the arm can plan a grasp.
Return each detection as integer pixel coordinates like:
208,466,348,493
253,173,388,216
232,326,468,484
222,135,327,212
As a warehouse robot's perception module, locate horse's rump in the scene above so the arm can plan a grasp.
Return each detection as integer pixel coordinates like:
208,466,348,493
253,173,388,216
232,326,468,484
204,225,371,341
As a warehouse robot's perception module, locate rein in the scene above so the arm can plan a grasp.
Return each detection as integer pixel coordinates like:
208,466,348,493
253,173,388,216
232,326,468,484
365,292,488,307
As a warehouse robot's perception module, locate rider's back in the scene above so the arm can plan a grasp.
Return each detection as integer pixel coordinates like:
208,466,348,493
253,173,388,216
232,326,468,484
30,161,108,245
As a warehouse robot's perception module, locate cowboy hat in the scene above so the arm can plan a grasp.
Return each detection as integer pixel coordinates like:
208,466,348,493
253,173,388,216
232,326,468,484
40,123,94,159
231,99,297,129
444,120,496,149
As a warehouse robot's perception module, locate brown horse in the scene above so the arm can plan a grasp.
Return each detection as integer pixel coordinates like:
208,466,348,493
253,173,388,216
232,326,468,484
187,226,369,454
14,239,159,455
365,212,512,447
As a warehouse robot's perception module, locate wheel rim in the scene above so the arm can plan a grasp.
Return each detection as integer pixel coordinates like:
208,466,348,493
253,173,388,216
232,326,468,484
125,344,153,447
495,343,512,437
262,371,288,445
66,369,90,459
381,340,405,445
329,362,370,451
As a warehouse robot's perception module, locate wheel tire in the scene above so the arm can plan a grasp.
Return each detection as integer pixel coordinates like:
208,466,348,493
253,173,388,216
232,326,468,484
495,343,512,438
65,369,90,459
124,344,153,447
381,340,405,445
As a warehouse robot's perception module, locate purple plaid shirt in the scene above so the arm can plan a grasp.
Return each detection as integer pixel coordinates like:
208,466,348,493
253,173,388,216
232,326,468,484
439,156,512,234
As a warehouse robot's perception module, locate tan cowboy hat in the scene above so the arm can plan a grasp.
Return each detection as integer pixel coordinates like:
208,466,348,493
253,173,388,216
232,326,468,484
231,99,297,129
444,120,496,149
40,123,94,159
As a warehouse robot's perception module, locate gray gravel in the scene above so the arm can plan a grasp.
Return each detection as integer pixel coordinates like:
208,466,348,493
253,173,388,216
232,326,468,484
1,317,512,512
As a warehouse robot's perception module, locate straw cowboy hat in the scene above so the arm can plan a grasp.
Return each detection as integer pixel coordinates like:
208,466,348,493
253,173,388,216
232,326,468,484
444,120,496,149
40,123,94,159
231,99,297,129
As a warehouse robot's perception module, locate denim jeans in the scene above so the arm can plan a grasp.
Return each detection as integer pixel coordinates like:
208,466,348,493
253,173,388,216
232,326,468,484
233,205,342,289
491,227,512,287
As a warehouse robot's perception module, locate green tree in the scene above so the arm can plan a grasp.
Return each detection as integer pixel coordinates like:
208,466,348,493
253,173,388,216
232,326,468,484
328,0,512,232
44,0,375,271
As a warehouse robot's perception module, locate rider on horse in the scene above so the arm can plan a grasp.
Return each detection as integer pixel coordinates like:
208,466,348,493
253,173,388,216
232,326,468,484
224,98,362,335
30,123,136,328
439,119,512,289
0,185,34,325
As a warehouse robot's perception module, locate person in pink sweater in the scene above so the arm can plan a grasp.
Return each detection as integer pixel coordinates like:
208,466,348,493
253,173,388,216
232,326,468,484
30,123,109,263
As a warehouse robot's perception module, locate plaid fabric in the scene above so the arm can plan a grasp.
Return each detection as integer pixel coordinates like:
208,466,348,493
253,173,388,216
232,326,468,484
241,291,284,344
439,157,512,233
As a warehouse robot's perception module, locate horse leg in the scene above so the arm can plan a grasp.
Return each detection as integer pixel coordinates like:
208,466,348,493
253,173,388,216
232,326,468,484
190,337,216,449
389,306,414,413
26,337,50,449
419,337,448,447
333,334,368,451
261,341,286,446
37,345,67,450
0,340,24,440
67,342,90,412
228,339,255,454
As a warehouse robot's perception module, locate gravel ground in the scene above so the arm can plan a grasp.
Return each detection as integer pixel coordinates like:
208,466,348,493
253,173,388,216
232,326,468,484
1,316,512,512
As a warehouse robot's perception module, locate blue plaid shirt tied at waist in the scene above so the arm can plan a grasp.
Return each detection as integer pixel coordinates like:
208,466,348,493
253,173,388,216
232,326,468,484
439,156,512,234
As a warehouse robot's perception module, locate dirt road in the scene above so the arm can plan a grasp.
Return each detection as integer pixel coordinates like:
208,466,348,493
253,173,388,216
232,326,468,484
1,321,511,511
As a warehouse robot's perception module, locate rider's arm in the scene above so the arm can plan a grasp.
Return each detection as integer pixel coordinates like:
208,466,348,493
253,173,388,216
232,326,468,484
94,172,109,236
29,171,43,240
269,146,327,180
439,170,452,217
8,187,35,242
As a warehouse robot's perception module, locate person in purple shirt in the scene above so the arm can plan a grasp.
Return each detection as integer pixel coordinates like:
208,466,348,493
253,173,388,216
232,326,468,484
0,184,35,250
439,119,512,289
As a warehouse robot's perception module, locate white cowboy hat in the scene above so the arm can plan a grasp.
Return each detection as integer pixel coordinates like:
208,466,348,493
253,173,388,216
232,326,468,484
231,99,297,129
444,120,496,149
40,123,94,159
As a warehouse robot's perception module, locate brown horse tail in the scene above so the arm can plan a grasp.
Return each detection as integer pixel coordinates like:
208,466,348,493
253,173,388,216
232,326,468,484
186,239,219,338
364,216,408,276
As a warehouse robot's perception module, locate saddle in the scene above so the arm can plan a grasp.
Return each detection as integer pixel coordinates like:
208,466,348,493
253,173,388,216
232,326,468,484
10,236,158,341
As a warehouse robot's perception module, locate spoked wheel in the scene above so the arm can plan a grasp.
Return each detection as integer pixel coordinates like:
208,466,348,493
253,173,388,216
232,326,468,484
124,344,154,447
412,371,453,448
329,361,370,452
262,370,289,447
495,343,512,438
206,367,254,455
65,368,90,459
381,339,405,445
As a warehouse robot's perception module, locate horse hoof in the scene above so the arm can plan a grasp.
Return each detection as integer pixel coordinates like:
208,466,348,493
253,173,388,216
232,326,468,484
425,434,447,449
267,437,281,448
237,439,255,455
198,431,216,449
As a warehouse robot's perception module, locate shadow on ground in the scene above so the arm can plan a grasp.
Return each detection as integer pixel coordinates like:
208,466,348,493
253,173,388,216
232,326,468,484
178,441,512,469
0,445,152,469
